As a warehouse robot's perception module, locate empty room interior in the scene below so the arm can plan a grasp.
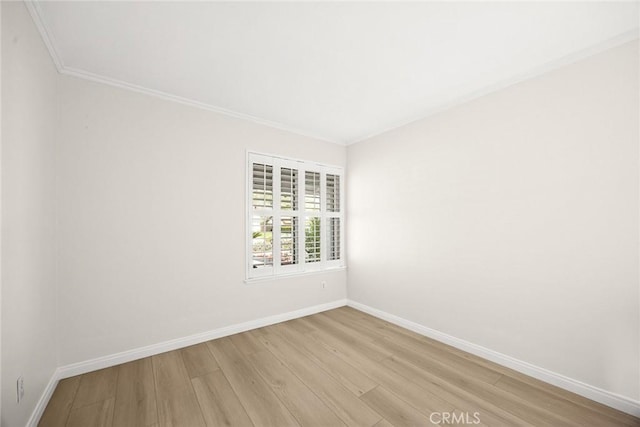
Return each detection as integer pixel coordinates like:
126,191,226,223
1,1,640,426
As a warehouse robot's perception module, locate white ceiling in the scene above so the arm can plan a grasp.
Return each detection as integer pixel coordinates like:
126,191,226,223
32,1,639,144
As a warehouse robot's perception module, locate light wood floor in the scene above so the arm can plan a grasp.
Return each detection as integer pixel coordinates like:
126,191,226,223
39,307,639,427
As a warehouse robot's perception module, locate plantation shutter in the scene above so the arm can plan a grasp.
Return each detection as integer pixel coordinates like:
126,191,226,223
247,152,344,280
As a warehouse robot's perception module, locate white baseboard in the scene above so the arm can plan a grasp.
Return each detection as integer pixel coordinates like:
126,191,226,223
28,299,347,425
347,299,640,417
26,372,59,427
57,298,347,379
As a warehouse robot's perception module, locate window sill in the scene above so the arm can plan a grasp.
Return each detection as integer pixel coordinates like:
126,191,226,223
244,266,347,284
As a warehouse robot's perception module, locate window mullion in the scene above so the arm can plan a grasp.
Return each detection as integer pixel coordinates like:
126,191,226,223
320,170,327,268
273,162,282,275
299,167,307,268
340,170,345,267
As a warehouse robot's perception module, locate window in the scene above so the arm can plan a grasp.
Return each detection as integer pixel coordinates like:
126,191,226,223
247,152,344,280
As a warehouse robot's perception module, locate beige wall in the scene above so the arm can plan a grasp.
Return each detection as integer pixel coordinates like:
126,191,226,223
1,2,59,426
55,74,347,366
348,40,640,400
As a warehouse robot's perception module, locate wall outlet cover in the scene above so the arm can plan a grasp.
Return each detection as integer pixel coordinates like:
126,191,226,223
17,376,25,403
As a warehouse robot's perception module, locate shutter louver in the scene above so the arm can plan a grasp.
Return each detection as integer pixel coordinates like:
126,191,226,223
327,218,341,261
305,171,321,212
281,216,298,265
281,167,298,210
326,174,340,212
252,163,273,209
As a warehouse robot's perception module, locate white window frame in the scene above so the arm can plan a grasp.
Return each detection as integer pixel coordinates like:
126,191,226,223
246,151,345,281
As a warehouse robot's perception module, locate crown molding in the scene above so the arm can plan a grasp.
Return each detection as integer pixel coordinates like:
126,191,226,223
59,66,345,145
24,0,345,146
24,0,63,72
346,28,639,145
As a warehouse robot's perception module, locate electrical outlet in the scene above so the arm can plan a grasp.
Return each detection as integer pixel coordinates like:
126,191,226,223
17,376,24,403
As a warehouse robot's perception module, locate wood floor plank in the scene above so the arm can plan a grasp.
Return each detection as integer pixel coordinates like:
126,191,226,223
338,308,534,386
336,306,499,372
494,375,633,427
72,367,119,409
379,334,502,384
38,377,81,427
230,331,264,356
374,419,395,427
360,387,432,427
66,397,115,427
207,336,300,426
307,312,394,361
452,380,577,427
257,330,384,426
387,351,576,426
329,308,451,352
381,354,532,426
247,349,347,426
372,337,578,425
335,307,430,344
275,321,379,396
152,350,206,427
394,351,575,426
309,328,456,415
282,316,316,334
377,335,503,393
327,308,503,385
337,307,513,374
191,370,254,427
180,343,219,378
113,358,157,427
329,310,504,408
495,369,640,427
